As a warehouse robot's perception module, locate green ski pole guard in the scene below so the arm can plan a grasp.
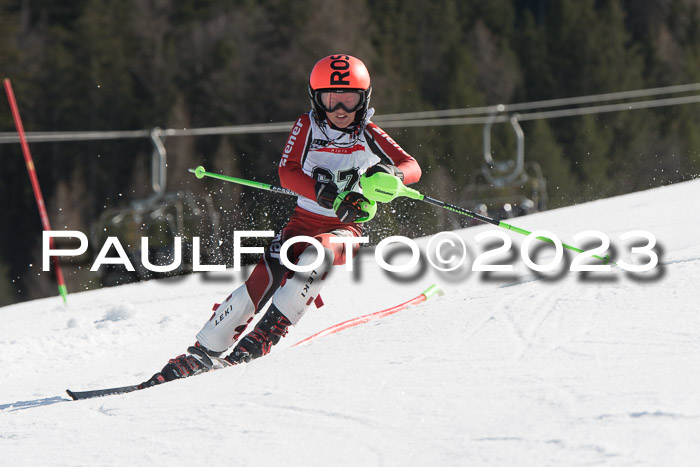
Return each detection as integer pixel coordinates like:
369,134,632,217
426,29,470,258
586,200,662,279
360,172,422,203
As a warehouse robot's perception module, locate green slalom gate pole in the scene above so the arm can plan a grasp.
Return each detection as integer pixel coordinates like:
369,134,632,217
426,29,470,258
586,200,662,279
189,166,611,265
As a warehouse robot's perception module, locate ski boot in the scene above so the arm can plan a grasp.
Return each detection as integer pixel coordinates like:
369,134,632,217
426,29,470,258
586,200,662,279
225,304,291,365
138,342,223,388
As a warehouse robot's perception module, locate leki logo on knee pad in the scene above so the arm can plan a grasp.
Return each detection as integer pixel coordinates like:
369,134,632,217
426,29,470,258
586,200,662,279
214,307,230,326
300,270,318,298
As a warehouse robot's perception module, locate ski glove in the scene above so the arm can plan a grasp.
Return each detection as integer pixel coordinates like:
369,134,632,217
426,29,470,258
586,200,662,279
364,163,404,181
333,191,377,223
315,180,339,209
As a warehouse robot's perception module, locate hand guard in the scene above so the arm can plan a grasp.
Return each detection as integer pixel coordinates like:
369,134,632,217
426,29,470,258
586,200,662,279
360,171,405,203
364,163,404,181
333,191,377,223
315,180,339,209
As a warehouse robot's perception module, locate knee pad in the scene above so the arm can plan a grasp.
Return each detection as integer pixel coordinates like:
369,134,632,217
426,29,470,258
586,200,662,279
272,245,335,325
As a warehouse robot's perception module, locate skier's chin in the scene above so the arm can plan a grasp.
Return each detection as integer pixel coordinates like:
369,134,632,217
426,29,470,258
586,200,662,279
328,112,355,128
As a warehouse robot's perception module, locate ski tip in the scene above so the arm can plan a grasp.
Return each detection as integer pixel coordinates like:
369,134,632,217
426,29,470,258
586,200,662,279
64,384,142,400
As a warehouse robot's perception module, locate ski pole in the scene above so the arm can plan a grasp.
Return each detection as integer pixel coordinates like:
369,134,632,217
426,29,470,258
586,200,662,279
360,172,612,264
188,166,611,264
188,165,296,196
421,194,612,263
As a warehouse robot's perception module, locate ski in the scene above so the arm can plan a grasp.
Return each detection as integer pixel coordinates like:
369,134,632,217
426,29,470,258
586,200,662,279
66,346,232,401
66,384,142,400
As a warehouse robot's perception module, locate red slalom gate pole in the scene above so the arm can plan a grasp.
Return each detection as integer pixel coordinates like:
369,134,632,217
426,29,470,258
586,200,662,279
293,284,443,347
4,78,68,304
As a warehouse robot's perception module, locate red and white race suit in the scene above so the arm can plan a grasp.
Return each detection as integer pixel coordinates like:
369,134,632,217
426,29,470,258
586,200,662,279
195,111,421,352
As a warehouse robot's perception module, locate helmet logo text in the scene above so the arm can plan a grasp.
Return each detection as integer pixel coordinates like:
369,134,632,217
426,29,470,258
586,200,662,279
329,55,351,86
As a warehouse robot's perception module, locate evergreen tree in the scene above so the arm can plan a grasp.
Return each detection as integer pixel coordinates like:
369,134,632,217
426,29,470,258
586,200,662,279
2,0,700,303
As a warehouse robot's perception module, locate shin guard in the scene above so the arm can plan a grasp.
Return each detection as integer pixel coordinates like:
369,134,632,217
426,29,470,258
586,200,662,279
195,285,257,353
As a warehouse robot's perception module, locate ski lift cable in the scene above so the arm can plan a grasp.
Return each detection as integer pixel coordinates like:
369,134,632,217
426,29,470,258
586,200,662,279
1,82,699,143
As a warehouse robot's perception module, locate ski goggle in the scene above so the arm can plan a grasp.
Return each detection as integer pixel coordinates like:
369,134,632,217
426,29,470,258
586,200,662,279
316,90,365,113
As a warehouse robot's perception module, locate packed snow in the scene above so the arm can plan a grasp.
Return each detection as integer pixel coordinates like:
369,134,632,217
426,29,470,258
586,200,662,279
2,179,700,466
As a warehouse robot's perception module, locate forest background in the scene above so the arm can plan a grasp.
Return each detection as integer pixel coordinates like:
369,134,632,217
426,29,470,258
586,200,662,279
1,0,699,304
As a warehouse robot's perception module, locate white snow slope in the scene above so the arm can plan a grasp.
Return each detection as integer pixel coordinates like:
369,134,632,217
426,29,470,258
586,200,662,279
2,179,700,467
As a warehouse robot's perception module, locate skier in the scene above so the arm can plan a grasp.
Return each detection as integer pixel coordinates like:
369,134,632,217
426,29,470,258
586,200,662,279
141,54,422,387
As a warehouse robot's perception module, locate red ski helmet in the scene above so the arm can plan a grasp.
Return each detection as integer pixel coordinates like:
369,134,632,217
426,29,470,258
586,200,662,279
308,54,372,124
